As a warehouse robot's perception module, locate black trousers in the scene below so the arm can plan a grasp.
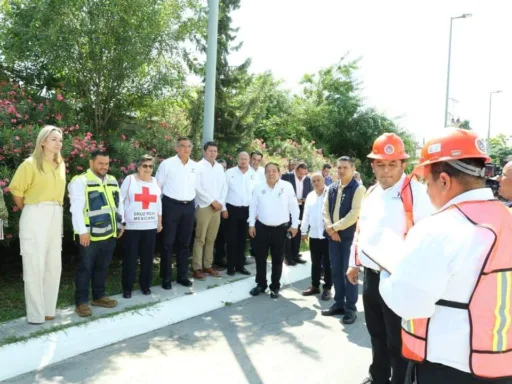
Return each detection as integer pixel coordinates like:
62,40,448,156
285,204,304,261
214,217,227,264
225,203,249,270
254,221,288,291
363,268,407,384
412,361,512,384
309,238,332,289
160,196,195,282
122,229,157,291
75,237,116,305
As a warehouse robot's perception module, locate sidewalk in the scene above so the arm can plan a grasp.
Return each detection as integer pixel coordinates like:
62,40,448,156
0,253,312,381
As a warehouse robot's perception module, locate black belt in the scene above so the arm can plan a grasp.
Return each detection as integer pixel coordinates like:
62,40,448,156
164,196,193,205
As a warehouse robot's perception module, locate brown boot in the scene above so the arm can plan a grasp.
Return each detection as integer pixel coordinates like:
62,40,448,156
203,267,220,277
45,316,55,321
75,304,92,317
193,269,205,280
91,296,118,308
302,286,321,296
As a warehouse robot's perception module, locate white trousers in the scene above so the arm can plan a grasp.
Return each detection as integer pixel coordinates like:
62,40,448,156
19,202,63,323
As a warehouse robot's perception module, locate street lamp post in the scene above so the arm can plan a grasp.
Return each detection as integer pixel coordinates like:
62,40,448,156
487,90,503,153
444,13,472,128
202,0,220,145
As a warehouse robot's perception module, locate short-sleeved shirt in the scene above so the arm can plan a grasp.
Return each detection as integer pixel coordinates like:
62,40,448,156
9,157,66,205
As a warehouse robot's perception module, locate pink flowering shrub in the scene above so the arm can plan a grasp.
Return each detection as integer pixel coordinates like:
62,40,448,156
0,83,181,247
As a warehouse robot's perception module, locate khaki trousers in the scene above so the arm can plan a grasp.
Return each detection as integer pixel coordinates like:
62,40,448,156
19,202,63,323
192,206,221,271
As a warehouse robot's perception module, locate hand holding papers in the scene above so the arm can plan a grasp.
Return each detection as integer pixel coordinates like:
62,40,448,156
361,228,406,274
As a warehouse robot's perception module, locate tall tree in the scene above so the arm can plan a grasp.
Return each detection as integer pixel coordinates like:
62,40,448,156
1,0,197,131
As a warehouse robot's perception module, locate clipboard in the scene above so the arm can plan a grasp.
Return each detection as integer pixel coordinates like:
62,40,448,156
361,248,394,274
359,227,407,275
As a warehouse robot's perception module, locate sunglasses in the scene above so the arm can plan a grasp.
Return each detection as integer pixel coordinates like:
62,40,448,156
140,164,154,169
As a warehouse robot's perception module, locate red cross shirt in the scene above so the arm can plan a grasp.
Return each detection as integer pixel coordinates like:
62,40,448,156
120,175,162,230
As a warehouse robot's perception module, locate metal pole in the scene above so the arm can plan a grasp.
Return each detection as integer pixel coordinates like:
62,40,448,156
444,18,453,128
202,0,220,145
487,90,503,153
487,92,493,153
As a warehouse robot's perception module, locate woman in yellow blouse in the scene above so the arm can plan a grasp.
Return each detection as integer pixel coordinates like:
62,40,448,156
9,125,66,324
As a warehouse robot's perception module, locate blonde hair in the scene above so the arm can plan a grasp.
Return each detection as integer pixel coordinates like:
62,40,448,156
33,125,63,173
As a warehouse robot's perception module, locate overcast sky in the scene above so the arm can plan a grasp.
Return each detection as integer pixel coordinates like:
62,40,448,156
228,0,511,144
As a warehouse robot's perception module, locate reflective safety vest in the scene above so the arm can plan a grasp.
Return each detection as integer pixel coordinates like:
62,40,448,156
402,199,512,380
354,174,415,266
73,169,121,241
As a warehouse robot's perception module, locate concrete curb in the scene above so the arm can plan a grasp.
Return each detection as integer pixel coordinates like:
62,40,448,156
0,257,311,381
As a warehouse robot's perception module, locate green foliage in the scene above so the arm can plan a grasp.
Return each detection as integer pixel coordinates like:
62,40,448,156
489,134,512,166
0,83,185,247
1,0,197,130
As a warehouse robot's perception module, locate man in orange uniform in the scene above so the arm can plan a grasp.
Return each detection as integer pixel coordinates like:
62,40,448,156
380,129,512,383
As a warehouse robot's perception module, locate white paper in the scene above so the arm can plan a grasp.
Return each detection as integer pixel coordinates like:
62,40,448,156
361,227,406,274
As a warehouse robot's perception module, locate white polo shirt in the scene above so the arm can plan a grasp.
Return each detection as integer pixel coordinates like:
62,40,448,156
349,173,435,270
379,188,496,374
225,166,257,208
195,158,228,209
155,155,198,201
249,179,300,228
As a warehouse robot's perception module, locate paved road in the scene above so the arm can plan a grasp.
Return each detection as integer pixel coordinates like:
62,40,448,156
8,279,371,384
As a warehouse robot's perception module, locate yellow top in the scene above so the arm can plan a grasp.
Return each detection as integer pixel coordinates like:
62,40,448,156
9,156,66,205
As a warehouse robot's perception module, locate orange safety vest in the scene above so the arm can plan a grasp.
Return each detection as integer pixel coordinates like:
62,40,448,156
354,174,415,266
401,199,512,380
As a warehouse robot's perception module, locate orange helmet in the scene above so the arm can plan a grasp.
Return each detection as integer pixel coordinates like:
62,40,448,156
367,133,410,160
415,128,491,177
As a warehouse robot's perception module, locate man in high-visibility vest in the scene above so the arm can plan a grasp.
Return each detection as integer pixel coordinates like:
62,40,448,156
69,149,124,318
379,128,512,383
346,133,434,384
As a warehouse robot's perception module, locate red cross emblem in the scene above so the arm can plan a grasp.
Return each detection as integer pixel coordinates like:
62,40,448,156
134,187,157,209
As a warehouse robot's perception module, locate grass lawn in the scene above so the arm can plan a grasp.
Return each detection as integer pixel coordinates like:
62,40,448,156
0,240,310,324
0,253,167,324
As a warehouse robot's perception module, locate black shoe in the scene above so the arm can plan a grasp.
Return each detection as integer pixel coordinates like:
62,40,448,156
162,281,172,290
227,268,235,276
321,289,332,301
177,278,193,287
284,258,297,266
270,289,280,299
250,286,266,296
236,267,251,276
294,256,307,264
213,262,227,271
321,306,345,316
214,260,228,268
123,291,132,299
342,311,358,325
142,288,151,295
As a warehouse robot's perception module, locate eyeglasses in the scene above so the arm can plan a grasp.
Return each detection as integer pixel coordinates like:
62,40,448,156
141,164,154,169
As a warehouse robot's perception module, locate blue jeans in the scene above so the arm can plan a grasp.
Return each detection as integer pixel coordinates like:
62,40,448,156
329,238,358,312
75,237,117,305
